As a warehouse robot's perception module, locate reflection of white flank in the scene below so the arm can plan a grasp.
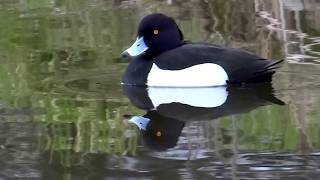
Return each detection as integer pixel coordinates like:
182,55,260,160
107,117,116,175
148,86,228,108
147,63,228,87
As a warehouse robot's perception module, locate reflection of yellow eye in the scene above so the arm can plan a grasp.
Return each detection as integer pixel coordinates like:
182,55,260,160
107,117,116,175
153,29,159,35
156,131,161,137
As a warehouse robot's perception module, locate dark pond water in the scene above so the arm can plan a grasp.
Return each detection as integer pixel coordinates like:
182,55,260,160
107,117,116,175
0,0,320,179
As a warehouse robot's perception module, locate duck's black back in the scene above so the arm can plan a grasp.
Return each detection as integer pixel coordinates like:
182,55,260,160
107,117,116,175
154,43,283,84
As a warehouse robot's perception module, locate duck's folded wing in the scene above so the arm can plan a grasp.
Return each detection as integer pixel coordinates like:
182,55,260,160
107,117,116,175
155,43,283,84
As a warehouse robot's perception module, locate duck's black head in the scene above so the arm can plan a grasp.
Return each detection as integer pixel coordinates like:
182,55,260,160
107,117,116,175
122,13,184,59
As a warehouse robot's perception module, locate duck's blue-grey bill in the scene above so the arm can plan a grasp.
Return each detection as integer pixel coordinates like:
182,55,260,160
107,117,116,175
128,116,150,130
124,37,149,56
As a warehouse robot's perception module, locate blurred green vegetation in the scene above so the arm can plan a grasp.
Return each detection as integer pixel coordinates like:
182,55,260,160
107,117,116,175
0,0,320,169
0,0,142,165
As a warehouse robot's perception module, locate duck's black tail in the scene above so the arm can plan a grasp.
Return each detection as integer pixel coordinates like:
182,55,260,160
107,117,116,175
255,59,284,74
248,59,284,83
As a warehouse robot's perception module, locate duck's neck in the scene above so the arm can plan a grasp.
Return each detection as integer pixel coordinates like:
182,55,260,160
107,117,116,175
145,41,183,59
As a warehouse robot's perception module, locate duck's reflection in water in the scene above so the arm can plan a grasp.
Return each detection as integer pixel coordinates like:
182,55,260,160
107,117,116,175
123,83,285,151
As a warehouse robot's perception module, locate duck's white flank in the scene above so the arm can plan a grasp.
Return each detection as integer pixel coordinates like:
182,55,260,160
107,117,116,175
147,63,228,87
148,87,228,108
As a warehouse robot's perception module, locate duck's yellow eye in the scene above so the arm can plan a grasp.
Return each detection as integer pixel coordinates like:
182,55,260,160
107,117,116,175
153,29,159,35
156,131,161,137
